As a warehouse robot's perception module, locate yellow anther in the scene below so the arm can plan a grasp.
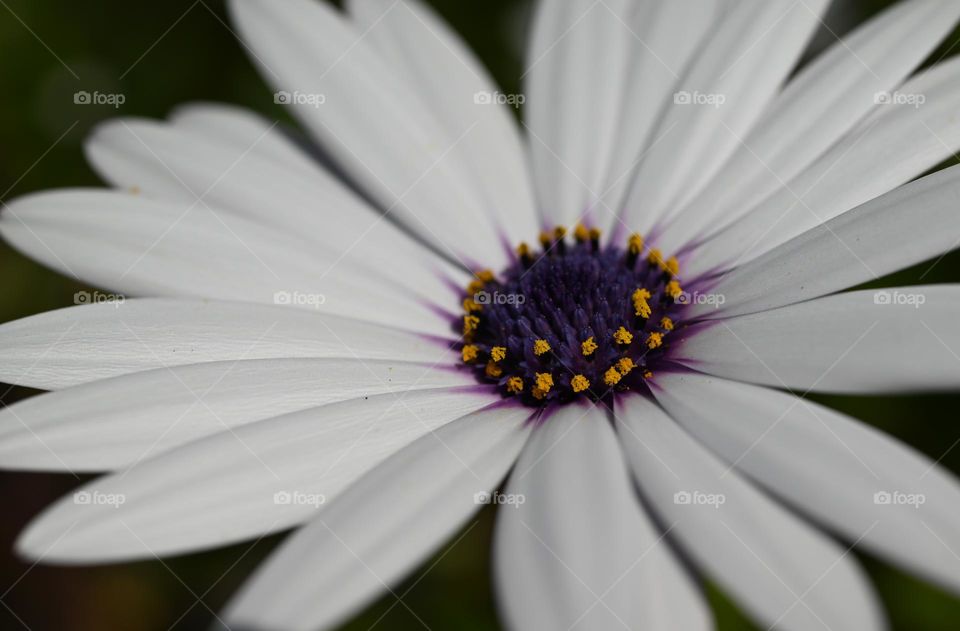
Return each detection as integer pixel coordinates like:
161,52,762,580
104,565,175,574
467,279,485,295
554,225,567,240
533,339,551,356
603,366,622,386
463,298,482,313
517,242,531,258
574,223,590,242
660,316,674,331
539,231,552,248
475,269,495,283
627,233,644,255
646,332,663,349
491,346,507,362
614,327,634,345
463,315,480,337
589,227,602,241
632,288,652,319
647,248,664,266
532,372,554,400
571,374,590,393
643,370,654,379
581,336,598,356
616,357,635,375
461,344,479,363
665,280,683,300
506,376,524,394
665,256,680,276
485,361,503,378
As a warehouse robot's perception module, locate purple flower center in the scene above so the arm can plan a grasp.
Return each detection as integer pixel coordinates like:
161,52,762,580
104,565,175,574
457,227,685,406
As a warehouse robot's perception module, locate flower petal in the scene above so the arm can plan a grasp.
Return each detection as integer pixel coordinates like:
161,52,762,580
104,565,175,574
621,0,828,233
654,372,960,596
691,53,960,277
494,404,712,631
85,115,465,305
227,0,509,268
676,286,960,393
0,358,473,472
0,189,450,333
347,0,540,242
687,162,960,320
15,387,494,563
657,0,960,254
223,404,533,631
0,298,452,390
617,395,885,631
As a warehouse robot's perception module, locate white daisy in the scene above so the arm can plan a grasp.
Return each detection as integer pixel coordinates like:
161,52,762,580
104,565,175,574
3,0,960,629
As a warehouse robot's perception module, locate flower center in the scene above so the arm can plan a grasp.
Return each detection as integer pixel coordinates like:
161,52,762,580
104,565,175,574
457,225,685,406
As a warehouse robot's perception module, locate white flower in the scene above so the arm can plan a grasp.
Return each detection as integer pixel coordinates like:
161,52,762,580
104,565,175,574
2,0,960,629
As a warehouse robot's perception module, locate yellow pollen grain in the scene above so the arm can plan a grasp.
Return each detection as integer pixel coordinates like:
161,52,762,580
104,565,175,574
554,225,567,240
467,279,485,295
517,242,531,258
665,256,680,276
660,316,674,331
535,372,554,391
574,223,590,242
491,346,506,362
633,288,652,319
539,231,552,247
643,370,654,379
614,327,634,345
581,336,598,356
463,298,482,313
475,269,495,283
603,366,622,386
485,361,503,378
571,374,590,393
666,280,683,300
533,339,551,356
647,248,664,266
646,332,663,349
589,227,602,241
627,233,644,254
463,315,480,337
461,344,479,363
616,357,635,375
506,376,524,394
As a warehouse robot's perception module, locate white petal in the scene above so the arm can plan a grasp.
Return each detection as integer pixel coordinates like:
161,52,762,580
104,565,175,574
16,388,494,563
227,0,509,268
687,163,960,320
0,298,452,390
494,404,712,631
86,116,465,305
525,0,721,229
347,0,540,242
223,404,533,631
691,53,960,277
0,189,450,333
657,0,960,254
0,358,473,472
654,372,960,596
675,286,960,393
621,0,828,233
617,395,884,631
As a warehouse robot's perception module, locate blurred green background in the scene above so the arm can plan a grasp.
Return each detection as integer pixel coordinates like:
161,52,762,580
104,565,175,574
2,0,960,629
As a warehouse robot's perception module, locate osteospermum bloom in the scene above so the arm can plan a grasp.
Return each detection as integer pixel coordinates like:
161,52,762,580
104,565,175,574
4,0,960,629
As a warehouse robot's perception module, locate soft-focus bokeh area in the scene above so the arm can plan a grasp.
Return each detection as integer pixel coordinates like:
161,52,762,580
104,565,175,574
1,0,960,629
